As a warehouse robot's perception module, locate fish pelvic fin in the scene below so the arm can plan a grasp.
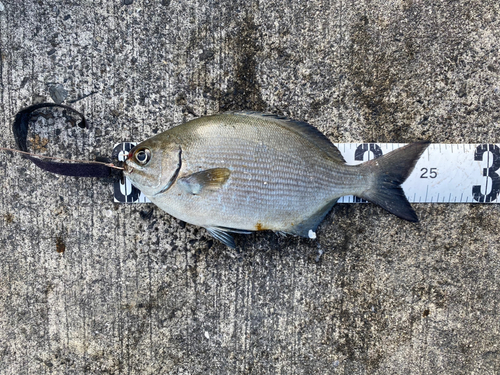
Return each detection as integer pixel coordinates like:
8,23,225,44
205,226,254,248
359,141,430,222
178,168,230,195
205,227,236,248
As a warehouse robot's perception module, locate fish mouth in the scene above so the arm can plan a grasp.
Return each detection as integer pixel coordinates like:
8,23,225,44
123,163,134,174
122,148,135,175
123,162,133,174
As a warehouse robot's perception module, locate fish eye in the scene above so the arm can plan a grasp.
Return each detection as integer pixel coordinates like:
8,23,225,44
134,148,151,165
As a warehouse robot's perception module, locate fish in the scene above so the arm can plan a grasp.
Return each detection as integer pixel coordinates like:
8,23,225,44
124,112,429,248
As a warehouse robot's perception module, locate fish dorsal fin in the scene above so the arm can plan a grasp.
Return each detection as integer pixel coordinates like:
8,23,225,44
229,111,345,163
177,168,230,195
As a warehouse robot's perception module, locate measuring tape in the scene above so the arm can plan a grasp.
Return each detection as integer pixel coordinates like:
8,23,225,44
113,142,500,204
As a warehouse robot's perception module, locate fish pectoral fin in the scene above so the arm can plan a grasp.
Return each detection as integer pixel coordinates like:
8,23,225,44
205,227,236,248
177,168,230,195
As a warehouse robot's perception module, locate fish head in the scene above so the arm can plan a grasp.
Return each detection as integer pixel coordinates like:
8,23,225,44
124,135,181,196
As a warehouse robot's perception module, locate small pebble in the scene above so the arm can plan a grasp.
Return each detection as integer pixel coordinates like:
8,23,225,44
48,84,68,104
315,248,324,262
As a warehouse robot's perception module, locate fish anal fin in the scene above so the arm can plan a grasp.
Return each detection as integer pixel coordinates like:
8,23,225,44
178,168,230,195
285,199,338,238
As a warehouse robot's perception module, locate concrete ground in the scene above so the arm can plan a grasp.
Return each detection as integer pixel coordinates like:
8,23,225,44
1,0,500,374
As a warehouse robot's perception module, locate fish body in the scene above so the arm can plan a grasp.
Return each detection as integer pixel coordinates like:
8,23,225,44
124,112,429,247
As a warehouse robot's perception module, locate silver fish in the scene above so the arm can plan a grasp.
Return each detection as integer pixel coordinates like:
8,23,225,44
124,112,429,247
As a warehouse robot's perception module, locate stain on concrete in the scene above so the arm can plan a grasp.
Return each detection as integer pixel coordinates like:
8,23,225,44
347,14,403,141
55,236,65,253
4,213,14,224
219,13,267,111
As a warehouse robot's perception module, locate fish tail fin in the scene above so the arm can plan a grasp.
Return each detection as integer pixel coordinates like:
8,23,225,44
358,141,430,222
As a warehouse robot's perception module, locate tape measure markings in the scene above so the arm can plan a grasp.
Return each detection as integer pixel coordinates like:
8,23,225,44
114,143,500,204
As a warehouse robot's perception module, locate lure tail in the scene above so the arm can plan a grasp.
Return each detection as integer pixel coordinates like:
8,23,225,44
359,141,430,222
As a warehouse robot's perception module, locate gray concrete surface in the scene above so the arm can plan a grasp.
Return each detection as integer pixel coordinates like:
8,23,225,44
1,0,500,374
